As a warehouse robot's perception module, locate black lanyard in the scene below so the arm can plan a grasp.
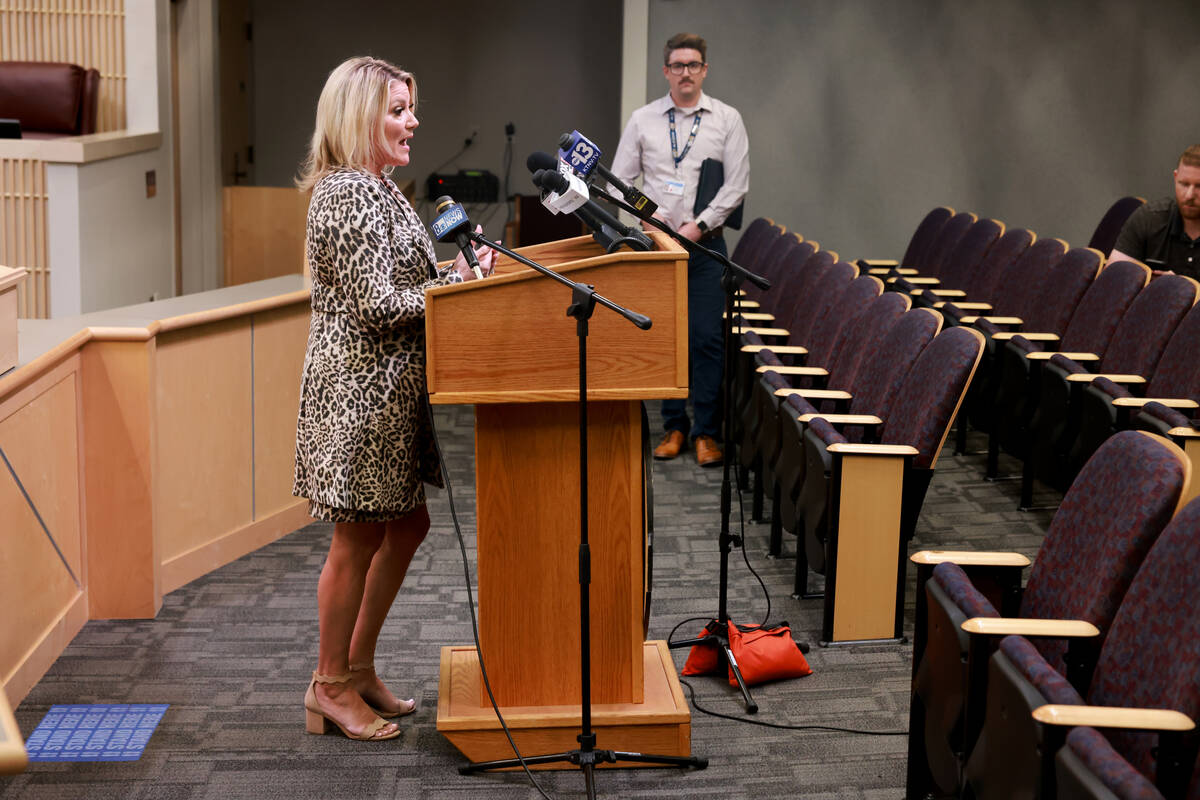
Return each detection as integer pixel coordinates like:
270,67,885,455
668,108,703,167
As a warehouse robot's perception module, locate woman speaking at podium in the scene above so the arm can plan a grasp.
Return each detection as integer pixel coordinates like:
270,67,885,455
292,56,495,742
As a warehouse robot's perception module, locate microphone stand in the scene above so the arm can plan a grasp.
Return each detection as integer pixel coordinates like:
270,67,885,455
594,192,780,714
456,233,707,798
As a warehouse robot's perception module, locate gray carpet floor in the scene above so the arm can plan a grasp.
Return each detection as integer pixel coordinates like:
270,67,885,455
1,404,1057,799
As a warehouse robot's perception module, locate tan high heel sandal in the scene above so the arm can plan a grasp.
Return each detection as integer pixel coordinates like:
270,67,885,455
304,671,400,741
349,662,417,719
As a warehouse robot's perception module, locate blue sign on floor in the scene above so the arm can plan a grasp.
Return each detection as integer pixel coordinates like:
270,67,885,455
24,704,168,762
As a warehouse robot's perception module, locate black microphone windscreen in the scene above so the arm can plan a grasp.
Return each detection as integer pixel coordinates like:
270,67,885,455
434,195,453,213
557,132,573,150
526,150,558,173
532,168,568,194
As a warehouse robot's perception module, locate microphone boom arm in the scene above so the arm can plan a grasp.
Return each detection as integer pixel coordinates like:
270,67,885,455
590,192,770,291
466,231,652,331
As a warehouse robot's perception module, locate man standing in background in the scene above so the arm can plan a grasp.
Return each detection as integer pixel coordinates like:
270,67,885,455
611,32,750,468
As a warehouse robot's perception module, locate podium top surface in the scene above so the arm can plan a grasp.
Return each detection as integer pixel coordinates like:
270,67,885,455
425,232,690,404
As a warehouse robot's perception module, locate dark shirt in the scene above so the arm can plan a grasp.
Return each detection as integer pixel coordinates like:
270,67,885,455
1113,197,1200,280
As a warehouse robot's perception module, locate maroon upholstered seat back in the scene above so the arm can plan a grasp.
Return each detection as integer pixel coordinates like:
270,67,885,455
0,61,100,136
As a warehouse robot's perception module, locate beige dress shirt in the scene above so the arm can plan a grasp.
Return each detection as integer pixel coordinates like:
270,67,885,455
610,92,749,232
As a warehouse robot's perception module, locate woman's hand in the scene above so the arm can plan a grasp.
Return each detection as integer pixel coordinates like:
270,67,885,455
452,225,499,281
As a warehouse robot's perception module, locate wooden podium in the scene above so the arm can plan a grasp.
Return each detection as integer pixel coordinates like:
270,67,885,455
427,232,695,766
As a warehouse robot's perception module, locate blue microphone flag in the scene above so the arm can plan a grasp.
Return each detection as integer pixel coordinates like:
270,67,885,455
431,202,469,242
558,130,602,178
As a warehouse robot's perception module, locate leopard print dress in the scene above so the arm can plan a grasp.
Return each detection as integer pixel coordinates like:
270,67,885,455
293,168,462,523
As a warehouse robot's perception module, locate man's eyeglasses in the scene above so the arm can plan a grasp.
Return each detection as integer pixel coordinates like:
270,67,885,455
666,61,705,75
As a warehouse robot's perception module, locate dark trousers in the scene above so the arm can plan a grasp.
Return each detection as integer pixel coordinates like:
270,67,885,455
662,236,726,440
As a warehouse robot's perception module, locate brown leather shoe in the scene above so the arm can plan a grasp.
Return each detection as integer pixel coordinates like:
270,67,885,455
695,436,723,468
653,430,686,460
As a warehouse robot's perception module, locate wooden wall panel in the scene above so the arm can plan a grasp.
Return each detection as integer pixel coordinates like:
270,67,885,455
0,158,48,318
251,305,307,518
0,0,128,132
0,367,83,688
0,372,83,578
222,187,309,286
81,338,159,619
154,319,253,564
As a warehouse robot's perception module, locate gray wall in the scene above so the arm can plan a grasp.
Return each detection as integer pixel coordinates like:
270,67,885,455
250,0,623,244
645,0,1200,258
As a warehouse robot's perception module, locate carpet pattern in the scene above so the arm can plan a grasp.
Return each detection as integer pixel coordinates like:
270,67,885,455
2,405,1055,799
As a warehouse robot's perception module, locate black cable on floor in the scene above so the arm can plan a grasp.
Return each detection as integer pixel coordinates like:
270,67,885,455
679,679,907,736
426,399,556,800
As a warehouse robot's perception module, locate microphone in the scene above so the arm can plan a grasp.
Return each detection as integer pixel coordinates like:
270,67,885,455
431,196,483,280
528,155,591,215
530,160,653,252
557,131,658,217
528,151,652,242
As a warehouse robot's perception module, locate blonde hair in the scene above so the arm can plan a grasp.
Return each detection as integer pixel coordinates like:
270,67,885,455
296,56,417,191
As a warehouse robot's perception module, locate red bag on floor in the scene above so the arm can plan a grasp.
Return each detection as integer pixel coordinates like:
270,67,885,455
680,620,723,676
726,621,812,686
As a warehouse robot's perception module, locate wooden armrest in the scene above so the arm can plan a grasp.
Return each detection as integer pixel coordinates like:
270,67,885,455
1025,351,1099,362
780,389,854,401
827,443,919,456
861,259,900,267
890,276,941,285
757,365,829,376
733,326,790,337
993,331,1059,342
1112,397,1198,409
741,344,808,355
911,550,1031,567
1033,704,1195,732
1065,373,1147,384
1168,426,1200,439
934,301,993,310
961,618,1099,638
961,315,1023,325
914,288,967,298
724,311,775,321
797,412,881,424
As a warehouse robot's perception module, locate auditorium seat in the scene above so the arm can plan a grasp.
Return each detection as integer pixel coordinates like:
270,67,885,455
730,216,780,273
1023,273,1198,497
1072,298,1200,474
958,243,1098,472
768,301,933,561
731,237,818,462
1087,195,1146,256
910,218,1006,306
889,217,999,300
794,324,982,606
735,226,801,313
735,256,857,511
935,227,1036,324
986,258,1149,507
744,273,884,517
733,247,835,435
962,493,1200,800
862,205,955,276
905,430,1189,799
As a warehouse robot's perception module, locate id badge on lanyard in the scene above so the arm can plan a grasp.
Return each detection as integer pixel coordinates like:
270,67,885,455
666,108,703,200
